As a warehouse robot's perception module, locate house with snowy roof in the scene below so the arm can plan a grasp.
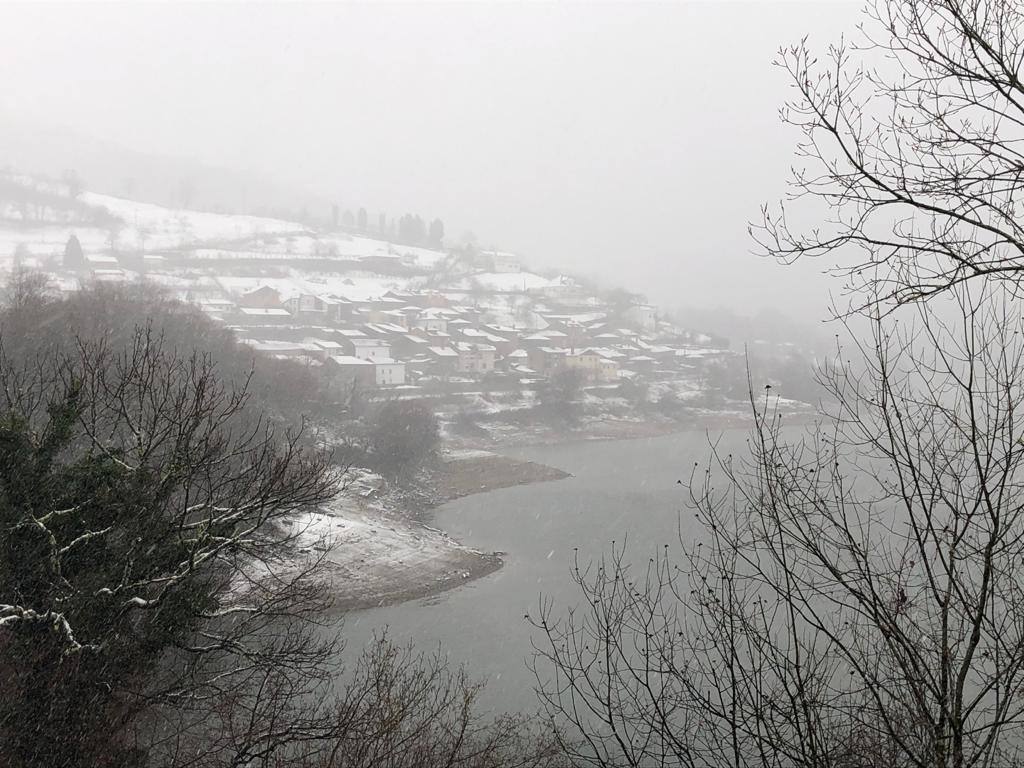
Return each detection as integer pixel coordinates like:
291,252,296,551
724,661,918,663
328,355,375,387
238,285,283,309
413,307,450,334
527,346,568,376
565,348,620,382
455,342,496,375
351,337,392,362
372,358,406,386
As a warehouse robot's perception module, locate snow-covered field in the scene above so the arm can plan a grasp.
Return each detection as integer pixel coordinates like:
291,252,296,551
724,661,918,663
81,192,305,250
0,187,450,272
0,226,111,260
314,234,449,268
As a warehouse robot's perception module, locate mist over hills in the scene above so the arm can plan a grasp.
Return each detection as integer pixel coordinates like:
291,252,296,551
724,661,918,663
0,116,829,349
0,116,334,220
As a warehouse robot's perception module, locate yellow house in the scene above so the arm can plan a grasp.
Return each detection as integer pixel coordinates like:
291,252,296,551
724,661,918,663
565,352,602,382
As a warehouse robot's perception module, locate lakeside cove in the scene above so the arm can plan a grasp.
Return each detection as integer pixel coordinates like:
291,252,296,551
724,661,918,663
314,402,819,614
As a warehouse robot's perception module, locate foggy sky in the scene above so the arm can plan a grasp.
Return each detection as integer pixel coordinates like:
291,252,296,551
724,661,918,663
0,1,861,323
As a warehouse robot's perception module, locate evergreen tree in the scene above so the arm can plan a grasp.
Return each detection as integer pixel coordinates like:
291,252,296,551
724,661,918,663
62,169,83,199
63,234,84,269
398,213,413,243
428,218,445,249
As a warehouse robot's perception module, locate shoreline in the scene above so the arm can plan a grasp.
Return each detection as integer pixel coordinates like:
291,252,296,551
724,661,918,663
323,406,820,614
322,451,570,614
449,405,822,451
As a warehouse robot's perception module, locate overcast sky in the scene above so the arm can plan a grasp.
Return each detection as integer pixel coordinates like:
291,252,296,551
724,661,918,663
0,1,862,323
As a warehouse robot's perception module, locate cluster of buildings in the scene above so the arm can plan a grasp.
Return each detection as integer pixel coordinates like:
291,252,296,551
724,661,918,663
200,279,729,393
10,219,731,397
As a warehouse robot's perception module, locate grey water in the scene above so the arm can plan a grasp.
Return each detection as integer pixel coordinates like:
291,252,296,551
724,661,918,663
341,427,754,712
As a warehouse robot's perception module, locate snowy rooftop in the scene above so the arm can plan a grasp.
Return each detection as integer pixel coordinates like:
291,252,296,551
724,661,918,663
454,342,496,352
331,355,373,366
427,347,458,357
239,307,290,316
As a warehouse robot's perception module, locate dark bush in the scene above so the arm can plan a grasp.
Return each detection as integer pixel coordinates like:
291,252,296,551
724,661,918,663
366,399,439,481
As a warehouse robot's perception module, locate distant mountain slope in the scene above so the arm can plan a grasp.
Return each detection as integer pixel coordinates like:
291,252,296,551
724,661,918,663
0,116,335,219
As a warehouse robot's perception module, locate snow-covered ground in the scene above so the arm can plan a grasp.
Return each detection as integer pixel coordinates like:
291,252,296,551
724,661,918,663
317,234,448,268
192,233,448,268
451,271,564,292
0,226,111,260
81,192,305,250
284,493,494,611
0,185,450,271
216,271,413,302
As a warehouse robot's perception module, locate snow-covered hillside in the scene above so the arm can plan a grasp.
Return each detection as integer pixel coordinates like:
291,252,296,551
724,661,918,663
81,192,304,249
0,183,453,272
0,178,600,335
216,274,411,303
0,183,586,306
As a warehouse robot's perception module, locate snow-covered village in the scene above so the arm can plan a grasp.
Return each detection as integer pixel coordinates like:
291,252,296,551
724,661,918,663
0,171,800,442
0,169,829,617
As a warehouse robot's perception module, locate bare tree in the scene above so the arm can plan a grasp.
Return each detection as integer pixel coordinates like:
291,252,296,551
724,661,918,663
0,287,561,767
531,282,1024,768
754,0,1024,311
0,324,341,767
63,169,84,199
3,267,50,312
239,634,564,768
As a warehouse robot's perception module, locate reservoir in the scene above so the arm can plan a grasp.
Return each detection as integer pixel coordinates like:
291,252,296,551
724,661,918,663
342,427,753,712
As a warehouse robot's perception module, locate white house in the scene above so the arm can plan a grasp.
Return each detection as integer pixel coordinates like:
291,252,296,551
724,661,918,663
485,250,522,273
373,358,406,386
329,355,375,386
352,337,392,362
